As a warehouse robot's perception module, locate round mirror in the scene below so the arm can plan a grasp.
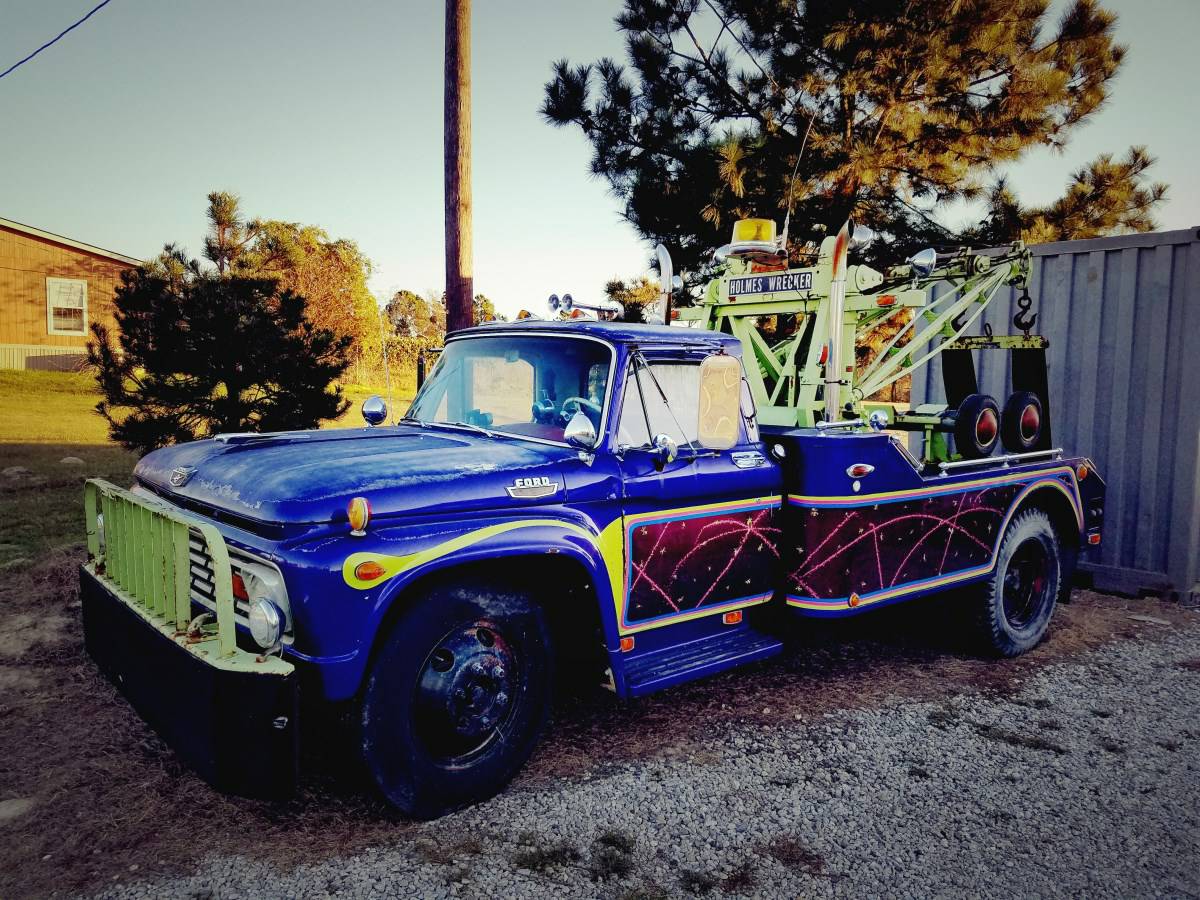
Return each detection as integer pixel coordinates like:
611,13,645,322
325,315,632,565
563,410,597,449
653,432,679,465
361,395,387,426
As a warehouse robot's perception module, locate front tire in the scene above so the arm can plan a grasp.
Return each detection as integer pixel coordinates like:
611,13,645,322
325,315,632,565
361,582,552,818
974,508,1061,657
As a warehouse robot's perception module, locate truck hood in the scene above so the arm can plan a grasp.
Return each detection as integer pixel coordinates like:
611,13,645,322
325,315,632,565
134,426,572,525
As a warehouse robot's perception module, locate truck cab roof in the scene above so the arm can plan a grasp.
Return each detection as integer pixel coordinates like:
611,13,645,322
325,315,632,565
453,318,740,351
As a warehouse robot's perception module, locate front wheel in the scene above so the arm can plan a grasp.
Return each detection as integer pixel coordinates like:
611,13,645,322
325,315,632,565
361,582,552,818
973,508,1062,657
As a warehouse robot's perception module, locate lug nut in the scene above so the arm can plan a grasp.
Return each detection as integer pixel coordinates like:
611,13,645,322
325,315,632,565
495,692,509,706
494,666,506,680
470,662,486,676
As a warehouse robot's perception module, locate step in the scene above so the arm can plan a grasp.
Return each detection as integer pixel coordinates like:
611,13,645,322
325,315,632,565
622,627,783,698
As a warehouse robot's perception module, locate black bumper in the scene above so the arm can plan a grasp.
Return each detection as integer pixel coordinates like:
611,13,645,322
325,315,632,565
80,566,298,799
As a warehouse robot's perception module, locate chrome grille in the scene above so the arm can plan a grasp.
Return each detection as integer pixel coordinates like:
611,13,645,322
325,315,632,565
187,530,291,639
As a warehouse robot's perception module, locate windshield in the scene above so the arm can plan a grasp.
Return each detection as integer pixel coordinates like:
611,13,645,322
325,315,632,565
406,335,612,444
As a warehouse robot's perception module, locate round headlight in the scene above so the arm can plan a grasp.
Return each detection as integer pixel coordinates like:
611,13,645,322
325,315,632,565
248,598,283,649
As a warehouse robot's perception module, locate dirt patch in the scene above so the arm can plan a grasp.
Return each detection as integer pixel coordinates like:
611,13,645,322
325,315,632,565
0,558,1193,899
0,546,420,899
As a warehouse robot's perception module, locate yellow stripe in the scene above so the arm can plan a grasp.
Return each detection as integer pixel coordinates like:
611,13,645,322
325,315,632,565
343,519,600,590
790,466,1080,506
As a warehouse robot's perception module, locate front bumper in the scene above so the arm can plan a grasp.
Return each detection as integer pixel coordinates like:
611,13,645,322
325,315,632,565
81,565,298,799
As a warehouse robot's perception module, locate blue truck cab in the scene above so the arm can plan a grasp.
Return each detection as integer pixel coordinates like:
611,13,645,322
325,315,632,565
79,318,1104,817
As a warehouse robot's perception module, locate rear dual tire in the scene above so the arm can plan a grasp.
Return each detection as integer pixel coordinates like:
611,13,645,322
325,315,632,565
974,508,1062,657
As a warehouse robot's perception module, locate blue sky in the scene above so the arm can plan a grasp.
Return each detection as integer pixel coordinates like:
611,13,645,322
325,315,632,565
1,0,1196,319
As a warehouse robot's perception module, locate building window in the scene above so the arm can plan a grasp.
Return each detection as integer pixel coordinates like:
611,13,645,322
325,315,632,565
46,277,88,336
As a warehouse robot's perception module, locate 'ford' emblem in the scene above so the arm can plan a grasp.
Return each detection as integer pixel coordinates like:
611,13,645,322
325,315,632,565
170,466,197,487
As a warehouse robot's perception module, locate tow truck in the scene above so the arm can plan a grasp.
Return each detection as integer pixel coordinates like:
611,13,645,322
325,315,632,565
79,217,1104,817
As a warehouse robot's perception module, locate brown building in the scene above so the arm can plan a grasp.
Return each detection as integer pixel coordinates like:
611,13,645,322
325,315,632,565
0,216,141,370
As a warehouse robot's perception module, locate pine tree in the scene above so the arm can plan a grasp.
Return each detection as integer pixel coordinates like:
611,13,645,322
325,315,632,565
88,248,352,455
542,0,1167,273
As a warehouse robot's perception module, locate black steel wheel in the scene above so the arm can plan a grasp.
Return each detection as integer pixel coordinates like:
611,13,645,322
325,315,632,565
1001,390,1044,452
361,582,552,818
954,393,1001,460
413,620,520,764
974,508,1062,657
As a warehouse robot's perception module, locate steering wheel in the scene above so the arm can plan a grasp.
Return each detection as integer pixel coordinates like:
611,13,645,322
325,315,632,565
557,396,602,426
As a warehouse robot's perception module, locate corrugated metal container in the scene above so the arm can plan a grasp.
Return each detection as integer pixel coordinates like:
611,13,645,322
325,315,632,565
911,227,1200,603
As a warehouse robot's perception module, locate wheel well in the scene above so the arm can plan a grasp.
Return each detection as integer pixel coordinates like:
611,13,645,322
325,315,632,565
1017,484,1081,551
365,555,608,694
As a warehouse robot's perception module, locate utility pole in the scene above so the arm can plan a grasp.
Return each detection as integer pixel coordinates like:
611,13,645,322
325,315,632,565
444,0,473,332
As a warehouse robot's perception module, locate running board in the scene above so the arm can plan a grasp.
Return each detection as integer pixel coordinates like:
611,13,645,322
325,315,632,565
622,628,783,698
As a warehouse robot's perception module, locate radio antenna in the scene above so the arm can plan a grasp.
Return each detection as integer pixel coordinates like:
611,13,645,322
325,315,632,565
779,106,818,253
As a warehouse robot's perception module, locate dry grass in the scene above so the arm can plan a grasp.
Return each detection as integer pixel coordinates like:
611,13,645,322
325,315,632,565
763,835,825,875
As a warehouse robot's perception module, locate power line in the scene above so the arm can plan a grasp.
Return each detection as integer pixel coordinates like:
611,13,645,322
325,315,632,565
0,0,115,82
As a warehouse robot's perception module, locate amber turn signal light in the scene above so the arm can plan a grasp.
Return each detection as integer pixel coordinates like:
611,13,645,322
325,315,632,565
722,610,743,625
619,636,635,652
354,560,387,582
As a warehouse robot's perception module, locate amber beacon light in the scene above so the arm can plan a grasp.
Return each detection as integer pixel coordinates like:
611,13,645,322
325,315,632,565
347,497,371,536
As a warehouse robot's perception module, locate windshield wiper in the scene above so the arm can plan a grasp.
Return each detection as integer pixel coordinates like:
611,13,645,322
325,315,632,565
420,420,511,439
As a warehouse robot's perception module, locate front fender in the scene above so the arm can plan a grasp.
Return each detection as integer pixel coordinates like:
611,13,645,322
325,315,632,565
301,510,624,701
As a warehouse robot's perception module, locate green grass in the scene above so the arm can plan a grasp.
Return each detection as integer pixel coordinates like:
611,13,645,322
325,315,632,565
0,370,415,570
0,443,135,570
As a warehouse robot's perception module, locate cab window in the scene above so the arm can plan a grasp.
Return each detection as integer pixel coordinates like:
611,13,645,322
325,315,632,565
617,362,703,448
407,335,611,443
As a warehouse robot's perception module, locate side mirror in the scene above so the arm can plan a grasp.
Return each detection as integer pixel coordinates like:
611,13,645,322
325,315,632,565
362,395,387,426
697,354,741,450
652,433,678,468
563,410,597,449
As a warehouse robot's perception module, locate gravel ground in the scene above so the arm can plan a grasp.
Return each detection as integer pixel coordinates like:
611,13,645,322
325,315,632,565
91,616,1200,900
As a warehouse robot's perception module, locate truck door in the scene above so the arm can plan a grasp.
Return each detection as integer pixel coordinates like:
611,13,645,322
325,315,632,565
612,353,783,634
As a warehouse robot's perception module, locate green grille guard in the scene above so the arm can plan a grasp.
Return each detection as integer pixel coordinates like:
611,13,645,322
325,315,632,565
83,478,291,675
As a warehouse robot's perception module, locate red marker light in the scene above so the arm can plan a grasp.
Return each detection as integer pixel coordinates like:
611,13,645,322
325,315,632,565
819,344,829,365
231,572,249,602
876,294,897,307
1088,533,1102,545
619,636,635,653
723,610,743,625
848,592,861,608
